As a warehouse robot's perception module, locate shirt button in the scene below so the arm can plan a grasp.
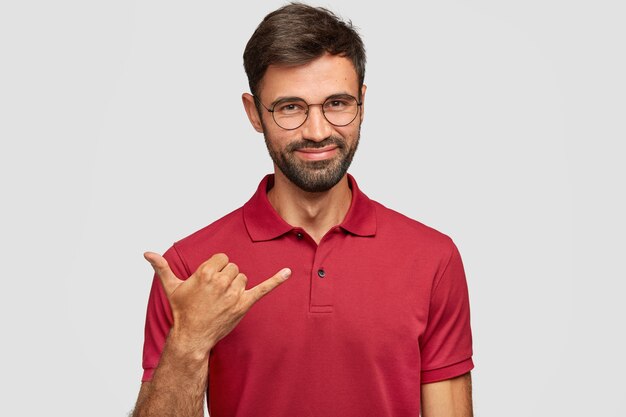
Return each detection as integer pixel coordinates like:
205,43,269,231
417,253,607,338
296,232,303,239
317,269,326,278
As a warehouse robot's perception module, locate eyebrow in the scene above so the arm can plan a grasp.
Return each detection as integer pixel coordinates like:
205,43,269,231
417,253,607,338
270,92,357,107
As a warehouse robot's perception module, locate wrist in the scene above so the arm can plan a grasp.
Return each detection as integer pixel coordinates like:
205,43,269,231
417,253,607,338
166,328,214,364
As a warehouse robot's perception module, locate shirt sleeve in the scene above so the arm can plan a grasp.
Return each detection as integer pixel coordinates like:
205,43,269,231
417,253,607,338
141,244,191,382
420,241,474,383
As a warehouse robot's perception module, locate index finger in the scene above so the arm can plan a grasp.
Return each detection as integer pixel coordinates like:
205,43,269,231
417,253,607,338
244,268,291,307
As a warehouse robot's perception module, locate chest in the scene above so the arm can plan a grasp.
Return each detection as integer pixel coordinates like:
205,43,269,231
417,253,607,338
207,232,438,368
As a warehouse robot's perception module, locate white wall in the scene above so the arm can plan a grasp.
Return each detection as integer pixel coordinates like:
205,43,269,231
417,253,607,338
1,0,624,415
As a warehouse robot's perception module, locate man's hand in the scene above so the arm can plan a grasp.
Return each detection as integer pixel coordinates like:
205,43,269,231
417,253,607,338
144,251,291,358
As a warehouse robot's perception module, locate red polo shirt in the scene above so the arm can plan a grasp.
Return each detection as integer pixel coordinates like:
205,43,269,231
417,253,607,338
142,174,473,416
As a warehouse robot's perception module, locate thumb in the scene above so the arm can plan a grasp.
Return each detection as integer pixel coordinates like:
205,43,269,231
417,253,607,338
245,267,291,307
144,251,183,297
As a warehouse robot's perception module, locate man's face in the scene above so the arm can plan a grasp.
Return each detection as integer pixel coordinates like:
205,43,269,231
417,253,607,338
247,53,366,193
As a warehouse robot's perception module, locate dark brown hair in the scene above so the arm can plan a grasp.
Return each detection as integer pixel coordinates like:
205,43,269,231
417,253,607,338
243,2,366,99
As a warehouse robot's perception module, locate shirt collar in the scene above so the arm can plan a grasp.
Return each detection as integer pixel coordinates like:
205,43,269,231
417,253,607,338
243,174,377,242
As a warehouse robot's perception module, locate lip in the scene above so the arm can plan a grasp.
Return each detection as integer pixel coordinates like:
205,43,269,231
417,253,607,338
294,145,339,161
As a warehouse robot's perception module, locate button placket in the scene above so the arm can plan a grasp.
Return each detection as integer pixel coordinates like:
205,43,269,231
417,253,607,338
310,236,335,313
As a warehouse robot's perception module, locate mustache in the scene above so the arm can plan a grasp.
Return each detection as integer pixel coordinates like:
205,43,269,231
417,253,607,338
286,136,345,152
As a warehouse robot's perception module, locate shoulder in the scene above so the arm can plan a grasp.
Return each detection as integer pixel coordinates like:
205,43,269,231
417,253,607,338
178,207,244,245
167,206,247,267
371,200,456,257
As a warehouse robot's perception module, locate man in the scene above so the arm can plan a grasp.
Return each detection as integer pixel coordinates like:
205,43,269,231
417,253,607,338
133,3,474,417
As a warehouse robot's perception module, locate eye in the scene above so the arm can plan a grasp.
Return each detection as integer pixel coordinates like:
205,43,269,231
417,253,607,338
275,101,306,114
324,98,351,111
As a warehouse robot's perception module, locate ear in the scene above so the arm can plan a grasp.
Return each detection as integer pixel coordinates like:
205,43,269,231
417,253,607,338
242,93,264,133
359,84,367,122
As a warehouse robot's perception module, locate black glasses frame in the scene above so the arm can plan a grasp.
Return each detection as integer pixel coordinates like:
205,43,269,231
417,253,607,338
254,95,362,130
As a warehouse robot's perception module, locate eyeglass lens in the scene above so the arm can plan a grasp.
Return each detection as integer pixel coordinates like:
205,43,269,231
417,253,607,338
272,96,359,130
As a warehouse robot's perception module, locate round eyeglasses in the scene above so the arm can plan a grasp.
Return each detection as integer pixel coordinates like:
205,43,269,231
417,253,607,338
254,94,362,130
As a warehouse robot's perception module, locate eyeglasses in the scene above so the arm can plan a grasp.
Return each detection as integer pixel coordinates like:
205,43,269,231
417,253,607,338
254,94,362,130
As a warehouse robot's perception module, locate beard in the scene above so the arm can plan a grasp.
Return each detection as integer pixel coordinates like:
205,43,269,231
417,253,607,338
263,128,360,193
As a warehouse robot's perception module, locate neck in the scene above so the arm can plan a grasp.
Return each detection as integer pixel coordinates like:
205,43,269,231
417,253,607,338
267,170,352,244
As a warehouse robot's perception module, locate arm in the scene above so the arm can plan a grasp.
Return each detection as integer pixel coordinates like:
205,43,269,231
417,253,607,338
421,372,473,417
131,252,291,417
132,335,210,417
420,242,474,416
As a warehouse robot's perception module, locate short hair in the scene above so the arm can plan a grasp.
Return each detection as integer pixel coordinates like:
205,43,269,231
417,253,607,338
243,2,366,99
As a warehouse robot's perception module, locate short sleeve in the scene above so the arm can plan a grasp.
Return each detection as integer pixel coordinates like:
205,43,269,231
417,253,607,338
420,242,474,383
141,244,191,382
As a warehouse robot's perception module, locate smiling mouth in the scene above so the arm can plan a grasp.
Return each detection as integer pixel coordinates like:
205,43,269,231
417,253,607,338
294,145,339,161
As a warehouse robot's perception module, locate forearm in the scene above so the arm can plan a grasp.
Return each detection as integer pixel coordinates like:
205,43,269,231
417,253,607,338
133,332,211,417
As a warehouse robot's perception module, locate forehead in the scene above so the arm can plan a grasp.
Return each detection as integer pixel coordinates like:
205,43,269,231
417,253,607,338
259,53,359,101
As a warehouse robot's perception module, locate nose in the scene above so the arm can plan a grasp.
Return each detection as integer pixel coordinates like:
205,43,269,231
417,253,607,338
301,104,332,142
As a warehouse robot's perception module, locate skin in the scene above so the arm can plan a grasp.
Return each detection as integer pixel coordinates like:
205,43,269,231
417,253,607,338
132,53,473,417
241,53,365,242
422,373,474,417
132,252,291,417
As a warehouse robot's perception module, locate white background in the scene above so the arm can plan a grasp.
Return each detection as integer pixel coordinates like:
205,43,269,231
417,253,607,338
1,0,624,416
